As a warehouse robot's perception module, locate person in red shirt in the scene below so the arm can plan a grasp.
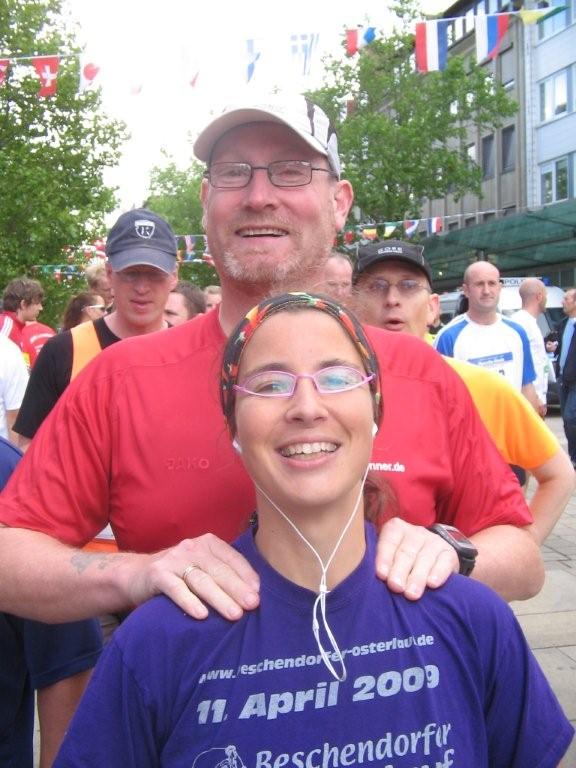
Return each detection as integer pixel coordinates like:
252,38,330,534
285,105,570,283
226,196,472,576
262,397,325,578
0,98,542,635
0,278,44,364
21,321,56,368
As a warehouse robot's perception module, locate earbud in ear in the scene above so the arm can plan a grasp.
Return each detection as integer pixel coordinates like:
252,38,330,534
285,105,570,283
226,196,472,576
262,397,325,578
372,423,379,437
232,438,242,454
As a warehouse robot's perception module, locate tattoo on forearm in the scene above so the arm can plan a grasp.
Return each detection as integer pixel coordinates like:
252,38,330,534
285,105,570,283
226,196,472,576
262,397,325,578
70,551,118,574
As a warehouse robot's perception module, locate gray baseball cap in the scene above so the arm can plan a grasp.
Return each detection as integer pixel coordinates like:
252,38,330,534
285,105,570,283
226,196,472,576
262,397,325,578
194,96,341,178
105,209,177,274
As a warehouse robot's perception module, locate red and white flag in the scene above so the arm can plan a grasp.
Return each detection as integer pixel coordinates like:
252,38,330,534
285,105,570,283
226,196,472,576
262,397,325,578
0,59,9,86
426,216,443,235
79,56,100,92
33,56,59,97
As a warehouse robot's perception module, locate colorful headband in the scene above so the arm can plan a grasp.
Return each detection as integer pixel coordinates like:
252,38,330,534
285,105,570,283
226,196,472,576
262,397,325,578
220,292,382,430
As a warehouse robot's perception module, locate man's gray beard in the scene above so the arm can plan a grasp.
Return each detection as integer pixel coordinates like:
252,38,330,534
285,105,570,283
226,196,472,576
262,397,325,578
220,249,330,296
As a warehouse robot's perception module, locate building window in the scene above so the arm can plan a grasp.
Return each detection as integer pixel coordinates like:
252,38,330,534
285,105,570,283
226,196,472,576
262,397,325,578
538,0,570,41
467,142,477,163
540,70,568,122
465,8,475,32
503,205,516,216
540,157,569,204
482,135,495,179
500,47,515,90
465,216,477,227
454,16,465,41
502,125,516,172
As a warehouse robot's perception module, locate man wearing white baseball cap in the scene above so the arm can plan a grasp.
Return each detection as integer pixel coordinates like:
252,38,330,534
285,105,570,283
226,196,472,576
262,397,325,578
0,97,541,642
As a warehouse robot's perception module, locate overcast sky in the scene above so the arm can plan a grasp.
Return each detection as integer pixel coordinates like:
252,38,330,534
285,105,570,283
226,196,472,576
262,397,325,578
66,0,446,217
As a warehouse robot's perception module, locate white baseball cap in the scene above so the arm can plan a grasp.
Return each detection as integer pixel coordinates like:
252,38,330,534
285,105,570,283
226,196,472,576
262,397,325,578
193,96,341,178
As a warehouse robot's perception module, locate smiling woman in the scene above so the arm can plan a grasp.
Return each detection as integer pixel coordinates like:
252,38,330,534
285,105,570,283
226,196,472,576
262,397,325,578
54,293,574,767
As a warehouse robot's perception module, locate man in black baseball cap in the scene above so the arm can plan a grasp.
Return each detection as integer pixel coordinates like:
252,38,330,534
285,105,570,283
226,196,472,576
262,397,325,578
353,239,437,335
105,209,178,276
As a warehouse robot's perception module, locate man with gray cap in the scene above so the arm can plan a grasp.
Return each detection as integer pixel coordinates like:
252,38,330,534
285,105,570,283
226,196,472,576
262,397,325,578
14,208,177,448
0,98,541,640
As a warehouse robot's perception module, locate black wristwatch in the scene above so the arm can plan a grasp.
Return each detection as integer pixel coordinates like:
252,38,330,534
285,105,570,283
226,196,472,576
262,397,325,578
428,524,478,576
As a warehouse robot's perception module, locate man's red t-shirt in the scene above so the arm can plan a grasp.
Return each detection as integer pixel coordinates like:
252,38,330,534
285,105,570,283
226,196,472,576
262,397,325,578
0,310,531,552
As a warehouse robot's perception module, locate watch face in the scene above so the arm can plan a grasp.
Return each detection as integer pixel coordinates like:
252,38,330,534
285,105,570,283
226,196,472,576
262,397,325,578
448,528,472,544
432,525,478,559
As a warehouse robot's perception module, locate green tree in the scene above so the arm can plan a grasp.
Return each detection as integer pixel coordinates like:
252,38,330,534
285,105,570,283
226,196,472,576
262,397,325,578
308,0,517,222
0,0,127,326
145,157,218,287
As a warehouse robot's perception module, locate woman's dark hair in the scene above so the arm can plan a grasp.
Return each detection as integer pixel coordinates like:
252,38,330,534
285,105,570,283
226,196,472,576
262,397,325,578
62,292,101,330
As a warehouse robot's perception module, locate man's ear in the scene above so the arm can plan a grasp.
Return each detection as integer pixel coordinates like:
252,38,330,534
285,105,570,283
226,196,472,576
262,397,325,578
200,178,209,231
168,268,178,291
427,293,440,328
332,180,354,232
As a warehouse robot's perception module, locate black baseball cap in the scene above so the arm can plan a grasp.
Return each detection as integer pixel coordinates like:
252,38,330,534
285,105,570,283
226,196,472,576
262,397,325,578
105,208,177,274
353,240,432,285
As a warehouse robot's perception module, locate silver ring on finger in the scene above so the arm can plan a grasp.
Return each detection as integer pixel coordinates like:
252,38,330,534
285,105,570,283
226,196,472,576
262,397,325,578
182,564,199,583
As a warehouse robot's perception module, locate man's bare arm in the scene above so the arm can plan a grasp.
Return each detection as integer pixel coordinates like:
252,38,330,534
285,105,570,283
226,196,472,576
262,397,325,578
527,449,575,544
5,408,21,446
0,526,260,623
15,432,31,452
521,382,541,412
376,518,544,602
468,524,544,601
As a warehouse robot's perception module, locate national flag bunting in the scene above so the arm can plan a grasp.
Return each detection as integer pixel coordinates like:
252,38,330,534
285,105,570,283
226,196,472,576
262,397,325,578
475,14,510,63
79,56,100,93
246,39,261,82
415,20,449,72
404,219,420,238
0,59,9,86
345,27,377,56
33,56,59,97
362,228,378,240
519,4,568,23
291,33,319,76
427,217,443,235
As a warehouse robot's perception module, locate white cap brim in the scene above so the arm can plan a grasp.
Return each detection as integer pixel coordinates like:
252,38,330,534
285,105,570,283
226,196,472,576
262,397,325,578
193,100,341,178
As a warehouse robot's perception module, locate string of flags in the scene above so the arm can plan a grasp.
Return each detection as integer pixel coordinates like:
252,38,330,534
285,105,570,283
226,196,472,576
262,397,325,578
0,6,567,99
345,27,377,57
349,6,567,71
34,197,534,279
32,232,215,281
335,215,445,247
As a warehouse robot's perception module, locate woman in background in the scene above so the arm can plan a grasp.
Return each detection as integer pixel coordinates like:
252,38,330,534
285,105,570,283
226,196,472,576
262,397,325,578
61,292,106,330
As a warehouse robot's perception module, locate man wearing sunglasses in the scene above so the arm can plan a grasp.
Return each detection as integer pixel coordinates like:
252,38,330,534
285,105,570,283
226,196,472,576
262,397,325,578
0,98,543,639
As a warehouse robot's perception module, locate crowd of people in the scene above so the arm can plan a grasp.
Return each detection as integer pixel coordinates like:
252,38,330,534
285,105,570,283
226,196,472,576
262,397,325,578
0,95,574,765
